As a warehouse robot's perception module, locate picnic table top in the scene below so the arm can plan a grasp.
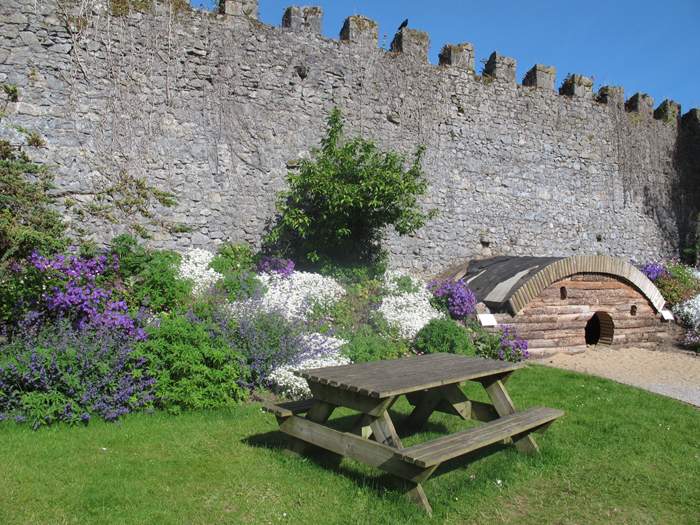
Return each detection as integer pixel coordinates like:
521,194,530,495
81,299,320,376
296,353,522,399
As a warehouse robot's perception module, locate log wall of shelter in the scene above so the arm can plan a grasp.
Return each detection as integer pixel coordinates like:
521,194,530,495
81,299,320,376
494,274,669,355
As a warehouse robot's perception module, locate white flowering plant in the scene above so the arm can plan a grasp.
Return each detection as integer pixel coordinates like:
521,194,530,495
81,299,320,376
178,248,223,295
378,272,444,340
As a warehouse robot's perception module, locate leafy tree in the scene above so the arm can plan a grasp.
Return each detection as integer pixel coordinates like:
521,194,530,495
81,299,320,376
268,109,433,264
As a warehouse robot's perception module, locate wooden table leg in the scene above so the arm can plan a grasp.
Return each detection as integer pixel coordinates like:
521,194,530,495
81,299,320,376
288,400,336,456
404,389,443,429
369,410,403,449
351,413,373,439
481,378,540,455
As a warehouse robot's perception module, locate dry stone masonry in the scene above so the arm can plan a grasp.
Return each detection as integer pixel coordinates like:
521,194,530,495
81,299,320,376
1,0,698,274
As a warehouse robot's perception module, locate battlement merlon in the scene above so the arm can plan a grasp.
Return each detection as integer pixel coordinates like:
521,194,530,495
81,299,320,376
523,64,556,91
439,43,475,73
598,86,625,107
391,28,430,63
221,0,259,19
340,16,378,48
282,6,323,34
654,99,681,122
484,52,517,84
625,93,654,118
560,74,593,98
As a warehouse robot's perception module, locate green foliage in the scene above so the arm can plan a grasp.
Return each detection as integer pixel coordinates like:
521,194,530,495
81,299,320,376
342,328,408,363
2,83,19,102
413,319,475,356
386,273,422,295
26,131,45,148
109,234,192,313
655,262,700,306
0,144,66,267
465,321,503,359
309,277,388,340
210,242,264,302
269,108,432,264
210,242,256,274
135,313,248,413
314,254,388,286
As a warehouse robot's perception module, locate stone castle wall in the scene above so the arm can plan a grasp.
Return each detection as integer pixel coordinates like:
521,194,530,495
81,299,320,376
1,0,698,274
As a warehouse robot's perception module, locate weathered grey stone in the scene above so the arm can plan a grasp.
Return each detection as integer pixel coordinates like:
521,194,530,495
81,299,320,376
654,99,681,123
560,74,593,97
625,93,654,117
522,64,556,90
483,52,516,84
340,16,378,48
282,6,323,34
390,28,429,62
222,0,258,19
0,0,697,275
439,43,474,72
597,86,625,107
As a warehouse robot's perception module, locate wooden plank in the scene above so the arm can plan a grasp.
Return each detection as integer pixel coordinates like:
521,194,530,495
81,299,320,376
404,389,443,429
439,384,471,420
370,410,403,449
278,415,433,483
480,379,540,455
288,400,335,456
298,354,522,399
308,382,395,416
262,399,315,418
405,482,433,516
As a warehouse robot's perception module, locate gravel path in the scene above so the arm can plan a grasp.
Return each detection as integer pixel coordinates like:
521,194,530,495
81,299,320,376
537,346,700,407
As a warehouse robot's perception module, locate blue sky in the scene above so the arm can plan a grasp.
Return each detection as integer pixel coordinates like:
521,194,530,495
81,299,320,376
194,1,700,112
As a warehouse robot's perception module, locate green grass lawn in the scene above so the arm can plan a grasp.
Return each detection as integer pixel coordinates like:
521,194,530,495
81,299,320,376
1,365,698,525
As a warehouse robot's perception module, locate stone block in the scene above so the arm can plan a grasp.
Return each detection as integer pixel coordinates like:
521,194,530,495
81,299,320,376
439,43,474,72
282,6,323,34
625,93,654,117
597,86,625,106
560,74,593,97
483,52,516,83
522,64,556,90
654,99,681,122
222,0,258,19
340,15,378,47
390,28,430,62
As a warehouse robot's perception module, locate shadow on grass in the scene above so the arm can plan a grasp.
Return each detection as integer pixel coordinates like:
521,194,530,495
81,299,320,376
244,411,511,500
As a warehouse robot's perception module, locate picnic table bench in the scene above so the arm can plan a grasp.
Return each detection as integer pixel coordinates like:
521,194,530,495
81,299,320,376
264,353,563,515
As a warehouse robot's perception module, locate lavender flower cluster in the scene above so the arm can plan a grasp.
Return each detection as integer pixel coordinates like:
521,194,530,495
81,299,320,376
428,279,477,319
0,322,154,428
26,251,145,340
640,261,669,282
498,325,530,362
257,256,295,278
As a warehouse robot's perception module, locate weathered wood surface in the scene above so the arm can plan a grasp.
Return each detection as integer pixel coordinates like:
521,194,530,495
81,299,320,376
399,407,564,468
481,378,540,454
297,354,521,399
262,398,315,418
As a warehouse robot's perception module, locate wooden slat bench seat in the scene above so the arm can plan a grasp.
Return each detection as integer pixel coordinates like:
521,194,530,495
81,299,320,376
263,398,316,418
399,407,564,468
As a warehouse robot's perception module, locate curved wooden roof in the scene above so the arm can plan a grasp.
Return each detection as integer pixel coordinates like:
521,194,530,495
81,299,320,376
458,255,666,314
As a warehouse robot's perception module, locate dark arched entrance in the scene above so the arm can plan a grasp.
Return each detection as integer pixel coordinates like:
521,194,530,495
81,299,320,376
585,312,614,345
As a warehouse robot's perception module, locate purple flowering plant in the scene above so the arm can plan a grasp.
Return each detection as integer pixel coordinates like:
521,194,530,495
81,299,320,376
15,250,147,340
640,261,669,282
497,325,530,362
0,320,155,428
428,279,477,320
257,256,295,278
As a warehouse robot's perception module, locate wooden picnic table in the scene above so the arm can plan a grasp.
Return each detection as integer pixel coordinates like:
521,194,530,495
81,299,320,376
264,353,563,515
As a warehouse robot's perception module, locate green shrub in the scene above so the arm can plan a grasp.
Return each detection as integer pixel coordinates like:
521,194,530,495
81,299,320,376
109,234,192,313
413,319,475,356
342,329,408,363
315,255,388,285
210,242,256,274
0,145,66,267
465,321,503,359
656,262,700,306
135,313,248,413
268,108,433,264
209,243,264,302
309,278,387,339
